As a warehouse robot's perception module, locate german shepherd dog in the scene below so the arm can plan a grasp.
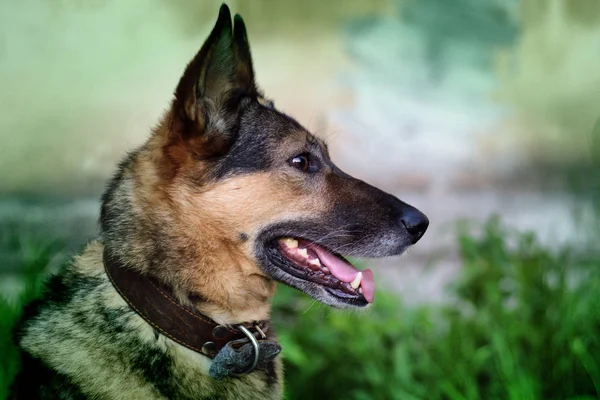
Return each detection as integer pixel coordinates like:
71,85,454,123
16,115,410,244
11,4,428,399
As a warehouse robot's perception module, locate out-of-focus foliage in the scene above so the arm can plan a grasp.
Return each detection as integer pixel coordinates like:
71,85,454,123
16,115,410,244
1,219,599,399
273,217,600,399
0,235,62,400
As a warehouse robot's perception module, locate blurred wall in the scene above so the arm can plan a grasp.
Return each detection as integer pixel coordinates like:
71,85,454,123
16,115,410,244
495,0,600,169
0,0,388,196
3,0,598,196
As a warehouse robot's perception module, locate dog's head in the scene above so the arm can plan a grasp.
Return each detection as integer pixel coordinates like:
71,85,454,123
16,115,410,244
101,5,428,314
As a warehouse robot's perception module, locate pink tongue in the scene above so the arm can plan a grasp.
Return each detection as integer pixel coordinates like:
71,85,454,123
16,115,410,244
307,244,375,303
360,269,375,303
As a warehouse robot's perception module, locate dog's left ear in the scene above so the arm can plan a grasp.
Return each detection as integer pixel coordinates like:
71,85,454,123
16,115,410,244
170,5,257,157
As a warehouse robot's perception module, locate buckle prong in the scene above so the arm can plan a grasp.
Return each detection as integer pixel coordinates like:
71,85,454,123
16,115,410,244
255,325,267,339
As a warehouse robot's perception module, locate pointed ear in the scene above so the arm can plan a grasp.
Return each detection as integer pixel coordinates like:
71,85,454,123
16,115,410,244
171,4,257,156
232,14,255,92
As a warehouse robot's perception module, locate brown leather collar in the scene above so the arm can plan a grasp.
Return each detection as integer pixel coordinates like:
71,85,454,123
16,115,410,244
102,248,270,359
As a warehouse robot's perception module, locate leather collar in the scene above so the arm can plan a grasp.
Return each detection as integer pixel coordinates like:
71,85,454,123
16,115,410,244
102,248,271,359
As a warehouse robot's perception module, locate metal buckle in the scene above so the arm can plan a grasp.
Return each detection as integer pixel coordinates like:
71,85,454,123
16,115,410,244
234,324,262,375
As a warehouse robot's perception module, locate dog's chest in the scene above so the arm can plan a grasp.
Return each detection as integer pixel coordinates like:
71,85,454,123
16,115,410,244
169,351,283,400
18,243,283,400
22,280,284,400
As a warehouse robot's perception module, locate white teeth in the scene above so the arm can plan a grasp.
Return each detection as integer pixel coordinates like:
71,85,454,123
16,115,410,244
309,258,321,267
358,287,363,294
297,248,308,258
283,238,298,249
350,272,362,289
322,266,330,272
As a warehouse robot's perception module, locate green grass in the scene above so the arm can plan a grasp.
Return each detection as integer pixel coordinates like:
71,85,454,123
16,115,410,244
1,217,599,399
0,233,63,400
274,217,600,400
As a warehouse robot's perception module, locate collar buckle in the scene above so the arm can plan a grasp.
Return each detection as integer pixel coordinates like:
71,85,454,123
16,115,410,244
233,324,261,375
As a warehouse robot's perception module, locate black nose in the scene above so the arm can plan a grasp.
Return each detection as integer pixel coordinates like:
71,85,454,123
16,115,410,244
400,208,429,244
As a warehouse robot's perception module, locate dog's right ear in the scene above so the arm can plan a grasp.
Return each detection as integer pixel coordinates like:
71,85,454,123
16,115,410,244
169,4,257,158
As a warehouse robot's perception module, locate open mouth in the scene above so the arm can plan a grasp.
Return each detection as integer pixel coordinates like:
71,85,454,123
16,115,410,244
267,237,375,306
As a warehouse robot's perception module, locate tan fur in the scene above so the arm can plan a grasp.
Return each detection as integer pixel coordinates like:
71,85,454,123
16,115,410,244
114,125,330,324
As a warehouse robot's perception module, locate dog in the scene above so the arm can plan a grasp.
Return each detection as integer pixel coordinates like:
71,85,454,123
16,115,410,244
11,4,428,399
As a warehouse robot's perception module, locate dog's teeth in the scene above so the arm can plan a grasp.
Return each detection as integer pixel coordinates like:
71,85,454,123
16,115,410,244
322,266,330,273
283,238,298,249
358,287,363,294
309,258,321,267
350,272,362,289
297,248,308,258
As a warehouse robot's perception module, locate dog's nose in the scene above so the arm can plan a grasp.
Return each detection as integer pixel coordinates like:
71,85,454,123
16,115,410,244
400,208,429,244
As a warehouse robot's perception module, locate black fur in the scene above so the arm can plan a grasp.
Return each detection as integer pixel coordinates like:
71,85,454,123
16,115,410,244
212,103,305,178
11,353,88,400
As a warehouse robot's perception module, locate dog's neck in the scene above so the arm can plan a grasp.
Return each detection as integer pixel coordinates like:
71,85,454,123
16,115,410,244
100,147,277,325
103,247,272,359
101,230,277,325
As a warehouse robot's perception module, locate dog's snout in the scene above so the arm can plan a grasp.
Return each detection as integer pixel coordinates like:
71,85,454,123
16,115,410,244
400,208,429,244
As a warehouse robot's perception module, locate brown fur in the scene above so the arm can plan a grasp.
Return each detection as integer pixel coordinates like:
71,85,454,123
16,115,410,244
116,124,329,323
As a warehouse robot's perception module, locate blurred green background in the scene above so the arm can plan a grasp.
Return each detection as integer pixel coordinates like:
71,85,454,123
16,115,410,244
1,0,599,399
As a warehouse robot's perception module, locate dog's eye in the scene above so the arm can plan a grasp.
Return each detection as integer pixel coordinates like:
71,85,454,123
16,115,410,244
290,153,320,173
